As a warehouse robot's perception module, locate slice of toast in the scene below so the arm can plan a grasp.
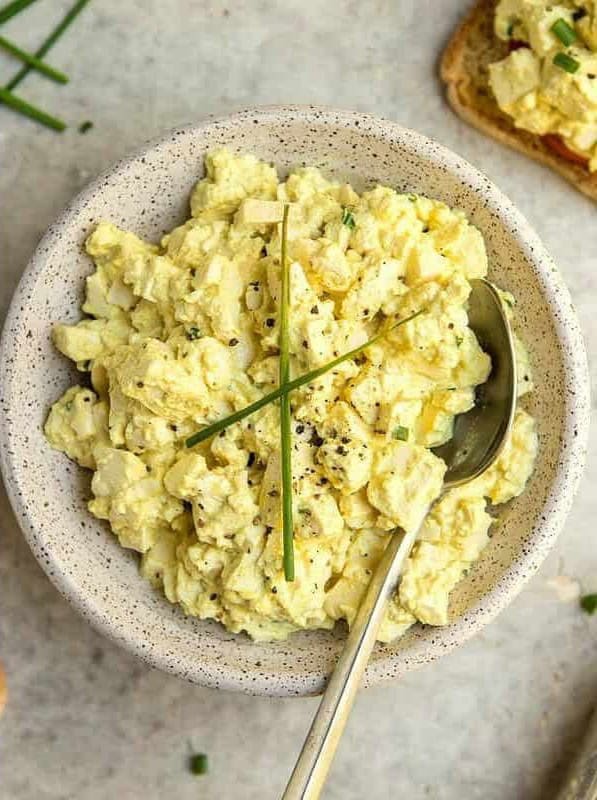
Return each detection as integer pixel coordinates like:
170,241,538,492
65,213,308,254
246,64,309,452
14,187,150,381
440,0,597,201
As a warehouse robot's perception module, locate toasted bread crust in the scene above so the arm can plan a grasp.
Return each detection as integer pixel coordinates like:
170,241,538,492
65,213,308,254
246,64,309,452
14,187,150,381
440,0,597,201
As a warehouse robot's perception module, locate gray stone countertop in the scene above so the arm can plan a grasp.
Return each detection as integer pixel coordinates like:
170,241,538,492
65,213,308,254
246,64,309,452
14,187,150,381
0,1,596,798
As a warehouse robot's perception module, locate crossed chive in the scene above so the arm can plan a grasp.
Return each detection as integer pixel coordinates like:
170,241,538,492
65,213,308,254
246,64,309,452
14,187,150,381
0,0,91,131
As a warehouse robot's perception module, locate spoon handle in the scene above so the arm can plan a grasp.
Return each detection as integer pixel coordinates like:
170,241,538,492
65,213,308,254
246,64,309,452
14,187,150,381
555,708,597,800
282,525,419,800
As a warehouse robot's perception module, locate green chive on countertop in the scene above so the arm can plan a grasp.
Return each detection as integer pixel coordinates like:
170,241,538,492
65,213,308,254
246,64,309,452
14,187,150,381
0,0,39,25
0,35,68,83
0,0,91,130
580,594,597,615
189,753,208,776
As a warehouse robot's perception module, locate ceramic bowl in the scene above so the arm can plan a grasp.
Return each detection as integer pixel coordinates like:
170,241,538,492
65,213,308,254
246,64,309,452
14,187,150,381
0,106,590,696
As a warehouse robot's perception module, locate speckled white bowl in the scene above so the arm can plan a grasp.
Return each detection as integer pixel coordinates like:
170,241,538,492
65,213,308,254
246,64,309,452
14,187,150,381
0,106,590,696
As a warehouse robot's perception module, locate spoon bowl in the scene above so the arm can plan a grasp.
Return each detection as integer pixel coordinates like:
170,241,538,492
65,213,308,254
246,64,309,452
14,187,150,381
435,278,517,490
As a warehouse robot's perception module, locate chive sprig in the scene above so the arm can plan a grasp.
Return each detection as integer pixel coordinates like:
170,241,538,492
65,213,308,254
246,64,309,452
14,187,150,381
0,0,91,130
0,85,65,129
6,0,90,91
0,0,39,25
278,204,295,582
553,51,580,73
0,35,68,83
551,18,577,47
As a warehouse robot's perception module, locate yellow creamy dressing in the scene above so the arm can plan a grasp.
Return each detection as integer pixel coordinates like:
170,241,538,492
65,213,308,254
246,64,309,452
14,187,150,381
45,150,538,642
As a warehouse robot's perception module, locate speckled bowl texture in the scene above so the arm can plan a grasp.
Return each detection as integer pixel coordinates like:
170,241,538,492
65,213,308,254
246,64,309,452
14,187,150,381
0,106,590,696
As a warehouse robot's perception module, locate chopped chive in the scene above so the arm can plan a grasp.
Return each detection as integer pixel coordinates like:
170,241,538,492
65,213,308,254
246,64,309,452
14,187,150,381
78,119,93,134
341,208,356,229
0,86,65,130
392,425,409,441
553,51,580,74
185,309,425,448
551,18,577,47
455,335,464,347
0,0,39,25
580,594,597,615
186,326,202,341
0,35,68,83
279,204,294,582
506,20,517,37
189,753,208,775
5,0,91,93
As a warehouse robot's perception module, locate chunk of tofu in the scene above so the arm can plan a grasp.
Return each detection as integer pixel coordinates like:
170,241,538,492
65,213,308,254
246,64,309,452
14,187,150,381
406,238,447,285
367,441,446,532
415,388,475,448
52,314,131,363
192,467,259,549
430,217,488,279
474,409,538,505
164,452,208,499
191,149,278,217
104,338,211,422
122,254,180,305
399,489,493,625
310,241,357,292
89,447,182,553
338,490,378,529
524,4,575,57
295,490,345,544
542,56,597,122
339,255,404,319
44,386,109,468
91,447,147,496
140,527,182,602
316,403,373,494
489,49,541,109
125,408,177,452
236,198,285,224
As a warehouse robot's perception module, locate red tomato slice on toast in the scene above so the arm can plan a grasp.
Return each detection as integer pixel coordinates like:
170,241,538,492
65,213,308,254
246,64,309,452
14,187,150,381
542,134,590,167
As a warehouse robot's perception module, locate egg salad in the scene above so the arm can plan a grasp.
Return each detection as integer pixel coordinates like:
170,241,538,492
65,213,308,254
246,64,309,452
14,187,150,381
45,149,538,643
489,0,597,170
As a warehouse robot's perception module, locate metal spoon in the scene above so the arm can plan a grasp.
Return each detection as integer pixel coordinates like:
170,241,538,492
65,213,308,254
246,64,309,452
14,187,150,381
554,707,597,800
283,278,517,800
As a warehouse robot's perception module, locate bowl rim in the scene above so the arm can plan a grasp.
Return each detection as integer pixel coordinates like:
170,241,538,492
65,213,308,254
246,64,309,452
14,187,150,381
0,104,591,696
